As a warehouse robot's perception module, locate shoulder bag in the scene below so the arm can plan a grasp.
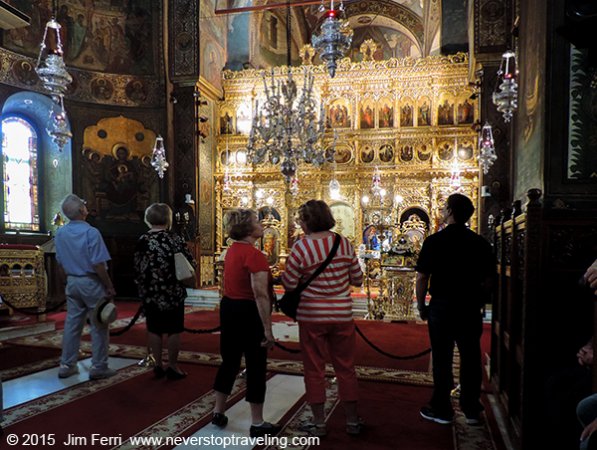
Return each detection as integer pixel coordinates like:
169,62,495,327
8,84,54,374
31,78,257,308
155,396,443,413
174,252,195,287
278,233,341,320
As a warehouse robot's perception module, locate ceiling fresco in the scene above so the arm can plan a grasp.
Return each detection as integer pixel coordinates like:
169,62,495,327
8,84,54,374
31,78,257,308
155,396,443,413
219,0,439,71
4,0,159,76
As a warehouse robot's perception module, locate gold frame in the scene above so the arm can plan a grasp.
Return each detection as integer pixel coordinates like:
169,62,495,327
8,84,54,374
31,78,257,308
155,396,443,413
214,53,480,263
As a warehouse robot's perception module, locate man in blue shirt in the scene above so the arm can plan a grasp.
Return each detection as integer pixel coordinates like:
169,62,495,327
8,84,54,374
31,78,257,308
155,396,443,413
415,193,495,426
55,194,117,380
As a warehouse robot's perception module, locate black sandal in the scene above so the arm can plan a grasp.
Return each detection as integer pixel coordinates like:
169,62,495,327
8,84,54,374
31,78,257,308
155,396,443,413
166,367,187,380
212,413,228,427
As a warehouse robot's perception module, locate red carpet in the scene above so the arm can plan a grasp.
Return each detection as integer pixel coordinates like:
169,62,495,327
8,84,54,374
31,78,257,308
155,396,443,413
3,304,498,450
2,364,225,449
0,343,61,370
101,308,432,372
325,382,452,450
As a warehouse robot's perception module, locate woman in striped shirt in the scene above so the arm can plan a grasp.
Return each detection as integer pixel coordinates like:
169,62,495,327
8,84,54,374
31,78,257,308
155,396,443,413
282,200,364,436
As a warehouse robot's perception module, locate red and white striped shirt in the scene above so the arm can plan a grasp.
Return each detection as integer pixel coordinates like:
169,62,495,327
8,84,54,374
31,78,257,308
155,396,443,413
282,233,363,323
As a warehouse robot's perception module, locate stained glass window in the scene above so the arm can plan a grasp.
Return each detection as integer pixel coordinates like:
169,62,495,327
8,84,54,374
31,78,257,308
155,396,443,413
1,116,39,231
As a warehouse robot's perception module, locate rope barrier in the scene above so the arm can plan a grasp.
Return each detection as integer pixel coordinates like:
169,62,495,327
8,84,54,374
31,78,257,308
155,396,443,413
2,293,430,360
0,295,66,315
183,325,221,334
109,303,144,337
274,341,300,353
355,324,431,360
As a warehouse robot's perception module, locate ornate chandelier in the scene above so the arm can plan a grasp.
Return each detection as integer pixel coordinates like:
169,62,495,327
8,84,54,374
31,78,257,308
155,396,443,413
361,167,387,206
492,50,518,122
450,161,462,189
47,96,72,149
222,138,232,192
328,131,341,199
36,15,73,150
151,135,169,179
312,0,353,78
246,68,330,181
478,122,497,174
36,18,72,101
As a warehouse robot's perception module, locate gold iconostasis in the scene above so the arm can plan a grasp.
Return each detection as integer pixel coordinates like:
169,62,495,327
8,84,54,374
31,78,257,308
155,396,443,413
211,51,480,277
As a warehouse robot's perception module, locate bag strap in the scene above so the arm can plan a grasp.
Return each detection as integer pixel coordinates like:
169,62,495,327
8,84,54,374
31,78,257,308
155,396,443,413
293,233,341,295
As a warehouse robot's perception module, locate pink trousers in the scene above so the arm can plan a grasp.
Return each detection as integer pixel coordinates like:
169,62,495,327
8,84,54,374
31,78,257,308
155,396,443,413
299,321,359,404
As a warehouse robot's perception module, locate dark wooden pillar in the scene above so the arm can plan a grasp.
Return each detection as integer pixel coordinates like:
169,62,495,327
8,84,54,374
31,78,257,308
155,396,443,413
167,0,201,282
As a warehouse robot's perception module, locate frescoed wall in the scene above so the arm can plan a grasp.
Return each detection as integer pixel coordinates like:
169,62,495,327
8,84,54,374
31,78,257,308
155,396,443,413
200,0,227,93
5,0,158,75
350,26,421,61
226,13,250,71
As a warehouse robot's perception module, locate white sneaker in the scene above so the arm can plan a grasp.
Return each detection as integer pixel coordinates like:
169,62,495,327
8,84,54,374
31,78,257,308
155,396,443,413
58,364,79,378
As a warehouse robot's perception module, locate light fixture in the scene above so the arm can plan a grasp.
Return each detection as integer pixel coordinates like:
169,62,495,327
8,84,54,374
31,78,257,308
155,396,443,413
151,135,169,179
46,96,72,150
450,161,462,189
290,175,300,196
329,178,341,199
247,6,331,182
361,167,386,206
328,131,341,199
312,0,353,78
223,137,232,192
36,18,72,101
478,122,497,174
36,10,73,151
492,50,518,122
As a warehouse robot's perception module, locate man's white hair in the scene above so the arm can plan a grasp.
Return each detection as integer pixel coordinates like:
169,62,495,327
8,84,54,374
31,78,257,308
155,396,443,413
61,194,85,220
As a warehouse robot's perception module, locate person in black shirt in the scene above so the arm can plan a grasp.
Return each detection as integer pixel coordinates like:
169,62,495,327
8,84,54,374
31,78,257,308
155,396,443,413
415,193,495,425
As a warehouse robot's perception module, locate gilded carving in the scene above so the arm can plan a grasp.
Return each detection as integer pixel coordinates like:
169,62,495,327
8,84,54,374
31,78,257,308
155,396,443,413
215,53,480,275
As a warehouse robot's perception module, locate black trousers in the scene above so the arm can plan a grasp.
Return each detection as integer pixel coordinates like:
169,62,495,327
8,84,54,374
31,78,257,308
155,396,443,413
427,302,483,417
213,297,267,404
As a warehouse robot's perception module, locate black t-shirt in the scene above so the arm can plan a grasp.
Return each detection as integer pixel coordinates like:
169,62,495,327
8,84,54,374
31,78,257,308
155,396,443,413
415,224,495,305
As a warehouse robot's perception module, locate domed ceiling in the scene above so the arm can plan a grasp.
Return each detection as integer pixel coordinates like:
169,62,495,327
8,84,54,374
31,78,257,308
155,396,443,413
219,0,441,71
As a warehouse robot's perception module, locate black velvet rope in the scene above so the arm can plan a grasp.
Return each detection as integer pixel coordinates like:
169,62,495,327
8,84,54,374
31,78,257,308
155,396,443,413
0,295,66,315
183,325,221,334
109,303,144,337
3,294,429,360
355,324,431,360
274,341,301,353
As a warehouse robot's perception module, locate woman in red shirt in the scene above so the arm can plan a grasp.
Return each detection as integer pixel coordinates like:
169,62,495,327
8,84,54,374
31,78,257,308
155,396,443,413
282,200,364,436
211,209,281,438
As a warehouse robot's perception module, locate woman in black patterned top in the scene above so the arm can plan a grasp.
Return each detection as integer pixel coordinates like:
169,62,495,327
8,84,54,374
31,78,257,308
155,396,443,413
134,203,195,380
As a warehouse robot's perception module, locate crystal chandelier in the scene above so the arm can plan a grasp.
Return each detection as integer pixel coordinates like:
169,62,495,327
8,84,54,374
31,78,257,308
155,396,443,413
492,50,518,122
478,122,497,174
151,135,169,179
312,0,353,78
246,68,330,181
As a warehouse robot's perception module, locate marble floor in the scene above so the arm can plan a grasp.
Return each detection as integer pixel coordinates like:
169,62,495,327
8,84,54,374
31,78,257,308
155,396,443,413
3,357,137,409
2,356,307,450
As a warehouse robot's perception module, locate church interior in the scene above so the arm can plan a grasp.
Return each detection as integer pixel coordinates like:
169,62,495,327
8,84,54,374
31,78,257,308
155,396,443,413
0,0,596,449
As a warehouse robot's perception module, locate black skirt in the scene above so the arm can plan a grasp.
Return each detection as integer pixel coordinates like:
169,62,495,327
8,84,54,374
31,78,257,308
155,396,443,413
144,302,184,334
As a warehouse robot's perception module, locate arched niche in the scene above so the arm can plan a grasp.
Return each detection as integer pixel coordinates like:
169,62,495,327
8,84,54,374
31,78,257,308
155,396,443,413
2,92,72,232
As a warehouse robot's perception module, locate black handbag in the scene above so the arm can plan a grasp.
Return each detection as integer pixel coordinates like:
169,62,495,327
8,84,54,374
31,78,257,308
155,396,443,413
278,233,341,320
